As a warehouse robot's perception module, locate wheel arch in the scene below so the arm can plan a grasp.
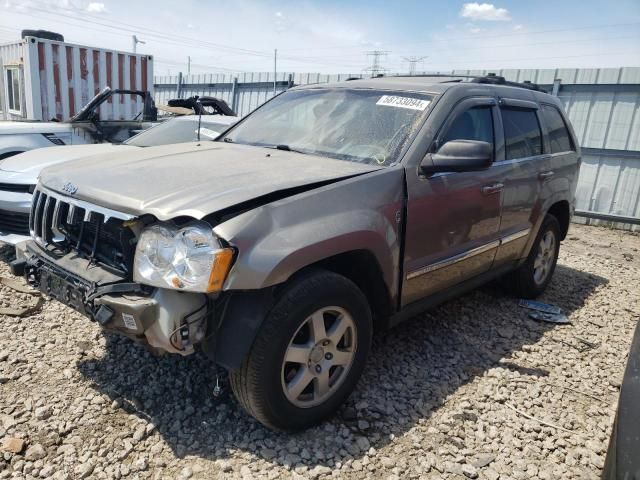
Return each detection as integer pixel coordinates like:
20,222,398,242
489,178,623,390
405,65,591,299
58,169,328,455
547,199,571,241
282,249,394,331
209,248,394,371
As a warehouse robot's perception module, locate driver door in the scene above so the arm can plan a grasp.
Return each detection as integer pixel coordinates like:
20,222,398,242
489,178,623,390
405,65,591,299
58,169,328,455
401,97,503,306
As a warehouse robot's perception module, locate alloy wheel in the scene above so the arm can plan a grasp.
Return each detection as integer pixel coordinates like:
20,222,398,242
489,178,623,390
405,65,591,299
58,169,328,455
533,230,557,285
281,306,357,408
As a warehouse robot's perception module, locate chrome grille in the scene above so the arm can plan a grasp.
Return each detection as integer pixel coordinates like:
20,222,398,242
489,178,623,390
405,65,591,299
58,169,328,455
29,186,136,274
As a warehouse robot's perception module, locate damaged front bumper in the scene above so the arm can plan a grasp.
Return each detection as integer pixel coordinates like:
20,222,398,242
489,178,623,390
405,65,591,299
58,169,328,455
19,240,209,355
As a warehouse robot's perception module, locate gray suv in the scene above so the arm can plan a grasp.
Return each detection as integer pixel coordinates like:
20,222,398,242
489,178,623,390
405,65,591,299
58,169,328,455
14,75,580,431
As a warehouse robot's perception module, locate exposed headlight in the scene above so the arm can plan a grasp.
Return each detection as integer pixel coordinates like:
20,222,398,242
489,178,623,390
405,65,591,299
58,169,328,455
133,221,234,293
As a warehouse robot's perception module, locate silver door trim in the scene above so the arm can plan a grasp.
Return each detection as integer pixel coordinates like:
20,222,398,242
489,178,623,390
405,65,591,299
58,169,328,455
501,228,530,244
406,227,531,280
406,240,500,280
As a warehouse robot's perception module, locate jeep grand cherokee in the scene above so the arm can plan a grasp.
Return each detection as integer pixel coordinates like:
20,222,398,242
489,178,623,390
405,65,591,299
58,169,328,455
14,75,580,431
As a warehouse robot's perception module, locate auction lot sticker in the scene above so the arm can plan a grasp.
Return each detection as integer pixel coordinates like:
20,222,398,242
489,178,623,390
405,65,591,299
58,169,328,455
376,95,430,111
122,313,138,330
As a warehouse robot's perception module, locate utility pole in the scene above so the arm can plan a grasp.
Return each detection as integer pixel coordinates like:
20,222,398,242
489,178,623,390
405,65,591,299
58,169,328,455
363,50,389,77
273,49,277,96
402,56,427,76
187,56,191,76
132,35,145,53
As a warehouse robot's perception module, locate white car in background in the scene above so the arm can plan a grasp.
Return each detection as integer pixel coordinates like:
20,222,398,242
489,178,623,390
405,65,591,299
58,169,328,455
0,114,238,245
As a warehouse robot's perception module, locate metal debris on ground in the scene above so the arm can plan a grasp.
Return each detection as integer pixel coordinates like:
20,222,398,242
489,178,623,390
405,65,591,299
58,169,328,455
504,402,577,434
0,276,43,317
577,337,600,350
528,311,571,324
518,299,562,315
550,337,598,353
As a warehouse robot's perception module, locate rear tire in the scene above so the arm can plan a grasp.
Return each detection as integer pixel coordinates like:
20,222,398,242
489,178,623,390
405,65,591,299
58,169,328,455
229,270,372,431
507,214,561,298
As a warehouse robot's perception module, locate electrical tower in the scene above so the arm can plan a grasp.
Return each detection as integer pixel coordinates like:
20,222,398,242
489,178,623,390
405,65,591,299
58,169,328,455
402,56,427,76
363,50,390,77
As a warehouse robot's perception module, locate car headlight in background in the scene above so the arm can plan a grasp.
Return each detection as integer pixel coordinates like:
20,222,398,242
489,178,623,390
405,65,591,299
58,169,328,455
133,221,234,293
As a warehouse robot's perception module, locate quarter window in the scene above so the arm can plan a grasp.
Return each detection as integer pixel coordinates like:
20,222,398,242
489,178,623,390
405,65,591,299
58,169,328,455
440,106,494,148
541,104,574,153
501,107,543,160
5,67,22,113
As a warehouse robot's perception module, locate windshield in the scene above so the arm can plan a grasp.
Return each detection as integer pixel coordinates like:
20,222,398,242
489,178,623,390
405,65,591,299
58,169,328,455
125,118,233,147
222,88,433,166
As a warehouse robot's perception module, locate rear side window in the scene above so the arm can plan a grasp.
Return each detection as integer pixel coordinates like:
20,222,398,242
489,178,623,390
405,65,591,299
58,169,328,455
440,106,494,148
541,105,574,153
501,107,543,159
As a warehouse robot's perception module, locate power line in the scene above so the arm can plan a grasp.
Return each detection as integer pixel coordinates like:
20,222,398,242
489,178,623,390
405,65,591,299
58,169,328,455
282,21,640,52
8,3,371,70
23,0,271,58
4,4,639,72
273,33,639,60
11,4,271,59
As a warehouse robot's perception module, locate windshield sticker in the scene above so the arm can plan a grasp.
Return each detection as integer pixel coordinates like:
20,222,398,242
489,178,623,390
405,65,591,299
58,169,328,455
376,95,431,111
196,128,221,139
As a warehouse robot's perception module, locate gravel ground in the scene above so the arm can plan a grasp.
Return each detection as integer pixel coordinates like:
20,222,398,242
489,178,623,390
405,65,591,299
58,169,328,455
0,223,638,480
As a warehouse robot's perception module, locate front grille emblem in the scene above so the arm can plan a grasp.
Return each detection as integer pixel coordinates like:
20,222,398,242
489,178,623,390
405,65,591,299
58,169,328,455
62,182,78,195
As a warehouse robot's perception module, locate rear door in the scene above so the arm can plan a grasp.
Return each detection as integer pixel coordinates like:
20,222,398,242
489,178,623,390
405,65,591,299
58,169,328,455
402,97,503,306
492,100,550,266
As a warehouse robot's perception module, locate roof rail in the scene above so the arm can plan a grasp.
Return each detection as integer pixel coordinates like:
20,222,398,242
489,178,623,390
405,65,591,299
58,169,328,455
470,73,546,92
372,72,547,92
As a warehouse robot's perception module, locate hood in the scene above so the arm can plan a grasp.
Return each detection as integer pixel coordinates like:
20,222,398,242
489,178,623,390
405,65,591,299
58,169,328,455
40,142,381,220
0,121,72,135
0,144,139,184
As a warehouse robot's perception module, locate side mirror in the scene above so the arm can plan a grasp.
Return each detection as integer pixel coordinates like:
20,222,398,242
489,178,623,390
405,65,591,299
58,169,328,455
420,139,492,174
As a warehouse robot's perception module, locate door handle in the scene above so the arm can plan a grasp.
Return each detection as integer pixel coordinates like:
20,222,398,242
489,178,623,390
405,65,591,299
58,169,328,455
481,183,504,195
539,171,555,180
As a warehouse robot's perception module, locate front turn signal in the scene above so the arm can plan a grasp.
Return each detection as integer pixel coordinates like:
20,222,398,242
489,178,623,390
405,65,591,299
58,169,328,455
206,248,235,293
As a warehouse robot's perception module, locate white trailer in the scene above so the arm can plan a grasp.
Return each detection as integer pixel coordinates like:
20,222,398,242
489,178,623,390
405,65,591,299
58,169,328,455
0,34,156,159
0,34,153,121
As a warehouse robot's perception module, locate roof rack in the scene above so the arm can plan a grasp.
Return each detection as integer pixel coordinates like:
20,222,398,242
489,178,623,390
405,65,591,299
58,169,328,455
372,72,547,93
470,73,546,92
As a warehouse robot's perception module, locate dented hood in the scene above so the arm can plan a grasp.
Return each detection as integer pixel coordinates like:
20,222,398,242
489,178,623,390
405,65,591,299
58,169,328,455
39,142,380,220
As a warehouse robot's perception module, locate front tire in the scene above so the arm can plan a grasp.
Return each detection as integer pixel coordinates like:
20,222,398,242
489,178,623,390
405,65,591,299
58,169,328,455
507,214,561,298
229,270,372,431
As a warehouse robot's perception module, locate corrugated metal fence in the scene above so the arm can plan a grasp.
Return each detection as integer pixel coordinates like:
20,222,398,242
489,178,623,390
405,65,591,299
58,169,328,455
154,67,640,230
154,72,292,119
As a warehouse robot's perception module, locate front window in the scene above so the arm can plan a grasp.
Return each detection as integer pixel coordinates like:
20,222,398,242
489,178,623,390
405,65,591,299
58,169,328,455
125,118,232,147
5,67,22,114
440,106,494,148
222,88,433,166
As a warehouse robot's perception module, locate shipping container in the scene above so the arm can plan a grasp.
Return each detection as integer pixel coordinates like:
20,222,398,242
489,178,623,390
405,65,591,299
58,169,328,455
0,35,153,121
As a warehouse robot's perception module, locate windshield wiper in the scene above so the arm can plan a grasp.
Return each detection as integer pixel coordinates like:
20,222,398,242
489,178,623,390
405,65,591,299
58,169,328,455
222,137,233,143
264,144,307,154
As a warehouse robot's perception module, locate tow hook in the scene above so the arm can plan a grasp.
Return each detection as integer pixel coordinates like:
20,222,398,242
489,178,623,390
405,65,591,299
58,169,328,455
9,258,26,277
